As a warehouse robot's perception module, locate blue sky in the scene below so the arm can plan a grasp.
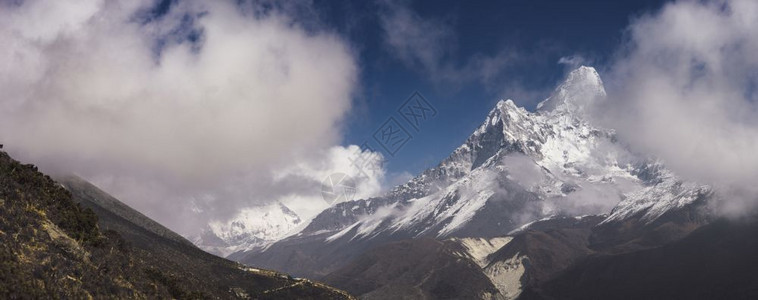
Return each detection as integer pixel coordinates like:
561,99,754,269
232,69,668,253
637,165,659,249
309,0,668,177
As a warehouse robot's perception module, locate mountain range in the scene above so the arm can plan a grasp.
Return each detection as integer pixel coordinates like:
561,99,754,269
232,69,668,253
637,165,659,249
3,66,756,299
215,66,748,299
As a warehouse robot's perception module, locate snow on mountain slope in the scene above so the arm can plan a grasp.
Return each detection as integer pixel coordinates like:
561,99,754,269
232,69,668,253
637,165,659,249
193,202,302,257
228,66,716,300
289,66,710,244
232,66,712,277
603,167,712,224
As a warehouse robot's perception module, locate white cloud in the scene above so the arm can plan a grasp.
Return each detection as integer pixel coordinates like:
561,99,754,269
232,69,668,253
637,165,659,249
0,0,378,236
598,0,758,216
274,145,386,218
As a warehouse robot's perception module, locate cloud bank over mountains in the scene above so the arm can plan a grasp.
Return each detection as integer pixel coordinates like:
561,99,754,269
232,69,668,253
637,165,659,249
0,0,383,235
2,0,757,237
599,0,758,214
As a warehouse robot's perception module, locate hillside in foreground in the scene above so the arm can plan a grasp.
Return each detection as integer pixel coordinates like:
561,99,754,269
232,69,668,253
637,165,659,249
0,150,352,299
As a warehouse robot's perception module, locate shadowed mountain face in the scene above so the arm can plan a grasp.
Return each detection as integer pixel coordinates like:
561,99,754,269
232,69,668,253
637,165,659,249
321,207,709,299
324,238,501,300
0,151,353,299
521,217,758,300
58,175,196,248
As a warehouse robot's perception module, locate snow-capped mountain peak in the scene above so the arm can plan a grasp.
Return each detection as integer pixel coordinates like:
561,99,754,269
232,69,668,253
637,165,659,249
288,66,709,243
193,201,302,257
537,66,606,115
229,67,711,273
233,67,716,300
